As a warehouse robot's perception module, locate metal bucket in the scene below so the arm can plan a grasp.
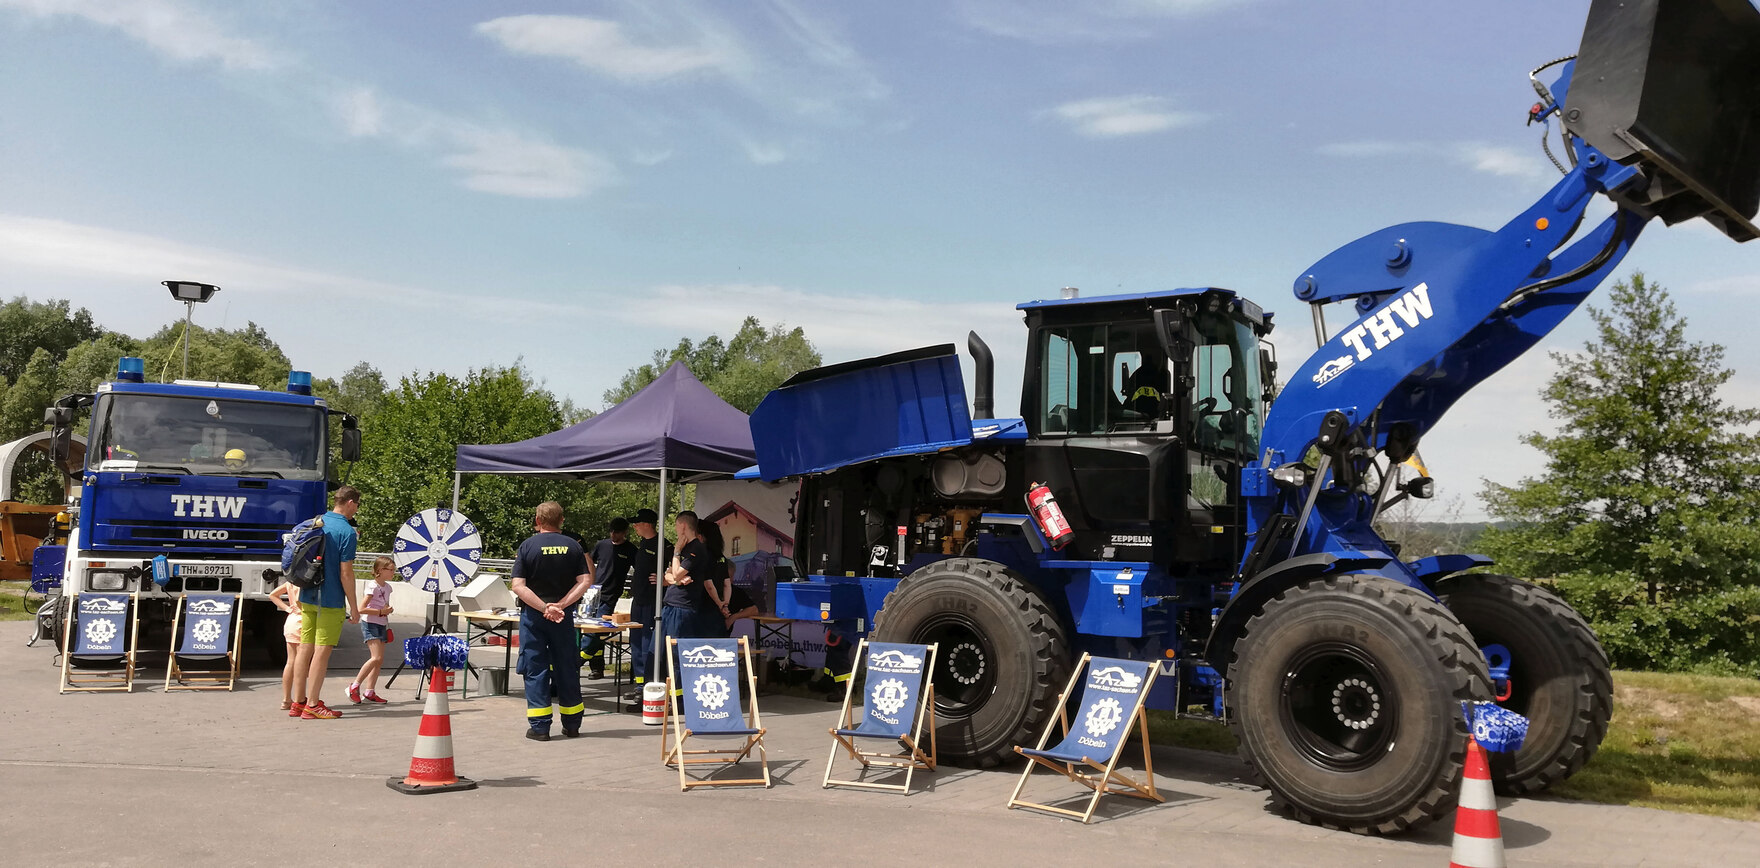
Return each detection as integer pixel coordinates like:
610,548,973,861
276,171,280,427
478,667,508,696
1566,0,1760,240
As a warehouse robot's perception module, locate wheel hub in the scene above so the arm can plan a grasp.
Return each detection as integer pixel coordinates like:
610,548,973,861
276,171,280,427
1330,677,1382,730
948,642,986,685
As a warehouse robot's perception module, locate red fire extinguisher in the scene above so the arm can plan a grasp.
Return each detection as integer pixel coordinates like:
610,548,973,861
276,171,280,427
1026,482,1074,549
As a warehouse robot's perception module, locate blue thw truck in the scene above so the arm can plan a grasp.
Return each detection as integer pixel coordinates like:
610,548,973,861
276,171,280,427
750,0,1760,834
44,357,360,652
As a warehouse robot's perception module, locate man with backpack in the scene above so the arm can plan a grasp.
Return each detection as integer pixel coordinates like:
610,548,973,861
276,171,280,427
288,486,362,720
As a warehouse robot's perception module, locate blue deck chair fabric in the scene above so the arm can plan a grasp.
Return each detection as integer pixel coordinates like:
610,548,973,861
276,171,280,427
676,638,758,736
823,640,938,793
1008,654,1162,823
166,594,242,690
60,592,139,693
663,636,770,789
1020,658,1153,765
837,641,928,739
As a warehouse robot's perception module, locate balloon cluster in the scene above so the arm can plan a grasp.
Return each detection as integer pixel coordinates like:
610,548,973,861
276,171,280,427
1462,700,1529,753
404,635,471,671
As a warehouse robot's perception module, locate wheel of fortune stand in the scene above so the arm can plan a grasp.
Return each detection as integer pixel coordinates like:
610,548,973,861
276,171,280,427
393,507,483,594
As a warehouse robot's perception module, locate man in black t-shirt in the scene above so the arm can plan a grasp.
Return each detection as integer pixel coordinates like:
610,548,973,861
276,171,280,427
583,517,635,679
511,501,592,741
660,511,717,671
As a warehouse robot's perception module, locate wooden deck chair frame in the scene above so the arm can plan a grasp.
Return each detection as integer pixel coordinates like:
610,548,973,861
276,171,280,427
822,639,939,794
661,635,771,790
59,591,141,694
1006,653,1163,824
165,593,245,691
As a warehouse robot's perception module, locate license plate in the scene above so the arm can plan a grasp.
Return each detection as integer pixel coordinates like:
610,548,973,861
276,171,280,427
174,563,234,578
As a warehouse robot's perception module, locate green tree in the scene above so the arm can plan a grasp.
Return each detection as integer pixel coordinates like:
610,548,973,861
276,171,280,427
602,316,820,413
137,321,294,387
56,333,142,394
349,364,634,558
0,348,64,503
1478,273,1760,674
0,296,101,385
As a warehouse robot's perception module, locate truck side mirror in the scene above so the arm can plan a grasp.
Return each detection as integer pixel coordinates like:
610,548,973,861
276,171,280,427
340,427,362,463
1152,308,1188,359
44,406,74,467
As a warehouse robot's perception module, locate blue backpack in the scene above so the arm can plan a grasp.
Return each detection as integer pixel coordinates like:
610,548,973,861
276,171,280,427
280,516,328,588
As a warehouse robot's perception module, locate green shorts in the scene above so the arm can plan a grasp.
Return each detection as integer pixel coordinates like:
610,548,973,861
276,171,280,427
299,603,346,647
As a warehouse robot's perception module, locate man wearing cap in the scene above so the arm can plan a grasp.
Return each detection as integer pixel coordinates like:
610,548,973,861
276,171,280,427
626,508,661,695
510,501,593,741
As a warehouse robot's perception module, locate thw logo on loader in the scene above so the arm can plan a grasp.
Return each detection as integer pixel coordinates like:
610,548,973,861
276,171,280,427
170,494,247,519
1314,283,1436,387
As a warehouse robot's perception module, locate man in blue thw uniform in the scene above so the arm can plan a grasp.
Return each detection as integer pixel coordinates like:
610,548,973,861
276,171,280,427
511,501,593,741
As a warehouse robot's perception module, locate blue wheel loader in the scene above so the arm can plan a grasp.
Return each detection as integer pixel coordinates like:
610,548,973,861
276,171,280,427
748,0,1760,834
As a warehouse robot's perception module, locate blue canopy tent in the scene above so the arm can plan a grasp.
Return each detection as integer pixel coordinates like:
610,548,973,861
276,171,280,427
452,362,756,677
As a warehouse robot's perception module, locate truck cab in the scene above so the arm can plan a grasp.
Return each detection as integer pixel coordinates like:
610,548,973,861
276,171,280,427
1017,288,1273,571
47,357,358,642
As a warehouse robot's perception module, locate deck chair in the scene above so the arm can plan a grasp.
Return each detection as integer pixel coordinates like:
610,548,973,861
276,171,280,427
165,593,244,691
662,636,771,790
59,592,140,693
823,640,938,794
1007,654,1162,823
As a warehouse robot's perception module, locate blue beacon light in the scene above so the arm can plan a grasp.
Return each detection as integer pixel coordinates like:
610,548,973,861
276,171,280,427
116,357,146,383
287,371,313,395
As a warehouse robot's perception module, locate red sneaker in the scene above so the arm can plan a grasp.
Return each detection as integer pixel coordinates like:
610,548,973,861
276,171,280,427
301,702,342,720
364,692,388,704
346,683,362,704
288,701,306,718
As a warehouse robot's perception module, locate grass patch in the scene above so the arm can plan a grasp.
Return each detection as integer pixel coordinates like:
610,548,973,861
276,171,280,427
1146,711,1237,753
1552,670,1760,821
1140,670,1760,822
0,580,42,622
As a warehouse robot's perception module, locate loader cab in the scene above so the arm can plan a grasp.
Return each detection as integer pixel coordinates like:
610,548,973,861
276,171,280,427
1019,288,1272,568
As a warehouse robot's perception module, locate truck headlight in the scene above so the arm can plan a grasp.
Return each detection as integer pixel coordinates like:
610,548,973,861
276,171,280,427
88,571,127,591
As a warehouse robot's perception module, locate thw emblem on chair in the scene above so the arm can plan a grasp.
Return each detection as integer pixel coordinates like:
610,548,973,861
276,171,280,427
871,678,909,717
693,673,731,710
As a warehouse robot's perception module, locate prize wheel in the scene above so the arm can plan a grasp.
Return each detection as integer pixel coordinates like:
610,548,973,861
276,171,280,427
392,507,483,593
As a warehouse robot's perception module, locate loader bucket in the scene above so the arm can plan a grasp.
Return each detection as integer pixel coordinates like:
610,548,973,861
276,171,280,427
1564,0,1760,241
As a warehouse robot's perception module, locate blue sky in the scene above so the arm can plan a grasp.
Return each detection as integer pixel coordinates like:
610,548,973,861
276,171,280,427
1,0,1756,519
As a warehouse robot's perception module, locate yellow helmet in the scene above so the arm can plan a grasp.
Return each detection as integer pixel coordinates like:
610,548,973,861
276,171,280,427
223,448,246,468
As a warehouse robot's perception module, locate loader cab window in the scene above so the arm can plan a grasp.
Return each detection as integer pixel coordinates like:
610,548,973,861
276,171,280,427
1038,323,1170,436
1189,313,1264,457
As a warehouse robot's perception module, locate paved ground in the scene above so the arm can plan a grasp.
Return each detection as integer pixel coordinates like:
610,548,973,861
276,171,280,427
3,621,1755,867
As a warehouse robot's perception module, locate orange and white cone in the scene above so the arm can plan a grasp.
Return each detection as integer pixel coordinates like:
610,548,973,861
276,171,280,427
387,667,477,794
1449,736,1504,868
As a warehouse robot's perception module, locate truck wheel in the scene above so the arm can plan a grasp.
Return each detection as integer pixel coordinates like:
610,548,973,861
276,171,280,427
1436,573,1612,795
871,558,1070,768
1226,574,1491,835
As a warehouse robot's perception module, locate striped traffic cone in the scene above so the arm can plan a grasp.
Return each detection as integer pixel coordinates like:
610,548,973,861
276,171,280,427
1449,736,1504,868
387,667,477,794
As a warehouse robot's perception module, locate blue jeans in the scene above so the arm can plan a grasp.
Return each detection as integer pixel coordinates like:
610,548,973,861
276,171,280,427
518,608,583,733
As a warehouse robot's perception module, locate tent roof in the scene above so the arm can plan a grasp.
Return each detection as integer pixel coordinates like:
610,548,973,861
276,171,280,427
453,362,755,482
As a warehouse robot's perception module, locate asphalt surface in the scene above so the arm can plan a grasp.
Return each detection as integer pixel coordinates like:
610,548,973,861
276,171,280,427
3,620,1755,867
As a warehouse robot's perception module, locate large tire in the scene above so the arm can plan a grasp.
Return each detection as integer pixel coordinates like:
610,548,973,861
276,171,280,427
871,558,1070,768
1436,573,1613,795
1227,574,1491,835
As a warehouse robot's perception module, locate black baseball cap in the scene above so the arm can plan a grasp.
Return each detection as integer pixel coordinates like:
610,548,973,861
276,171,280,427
629,508,659,525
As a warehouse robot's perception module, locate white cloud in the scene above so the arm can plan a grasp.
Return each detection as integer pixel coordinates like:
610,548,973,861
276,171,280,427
956,0,1247,43
0,213,584,325
0,0,284,70
1320,140,1555,183
475,15,728,83
334,87,384,138
1043,95,1207,138
441,128,617,199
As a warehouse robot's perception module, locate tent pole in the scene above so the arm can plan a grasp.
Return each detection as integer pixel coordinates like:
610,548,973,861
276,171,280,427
654,468,668,681
450,471,461,512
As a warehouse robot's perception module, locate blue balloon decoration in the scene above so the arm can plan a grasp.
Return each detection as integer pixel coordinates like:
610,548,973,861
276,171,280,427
434,636,470,671
1463,700,1529,753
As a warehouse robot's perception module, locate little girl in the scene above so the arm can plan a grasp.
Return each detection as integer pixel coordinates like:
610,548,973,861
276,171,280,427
268,581,302,712
347,556,397,704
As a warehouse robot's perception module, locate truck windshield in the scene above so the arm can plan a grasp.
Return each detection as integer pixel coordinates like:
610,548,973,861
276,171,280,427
88,393,326,480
